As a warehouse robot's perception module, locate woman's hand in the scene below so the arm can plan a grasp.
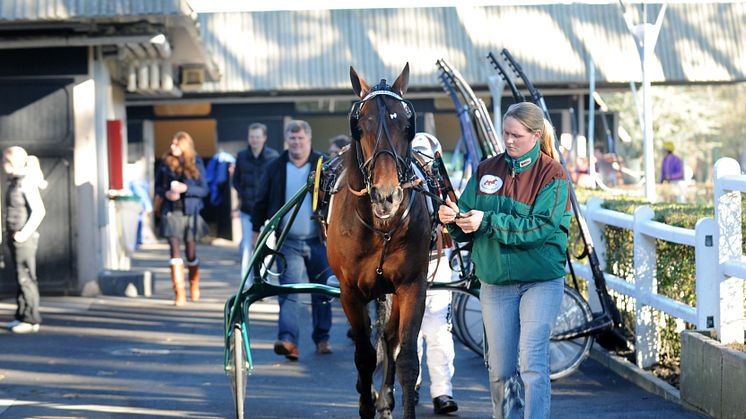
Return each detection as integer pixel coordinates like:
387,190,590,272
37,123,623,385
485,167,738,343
165,190,180,201
437,197,461,224
455,210,484,233
170,180,187,193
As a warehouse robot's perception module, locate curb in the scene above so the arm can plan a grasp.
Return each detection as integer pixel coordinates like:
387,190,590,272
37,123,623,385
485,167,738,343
590,344,680,402
589,344,705,415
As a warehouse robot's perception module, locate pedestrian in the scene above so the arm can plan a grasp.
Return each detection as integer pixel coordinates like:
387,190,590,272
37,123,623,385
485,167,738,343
126,157,157,247
438,102,571,419
327,134,350,159
155,131,209,306
233,122,279,280
411,133,459,415
659,141,684,183
252,119,332,360
3,146,47,334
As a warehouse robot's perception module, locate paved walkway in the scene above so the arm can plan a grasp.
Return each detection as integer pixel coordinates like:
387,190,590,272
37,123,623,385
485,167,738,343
0,242,706,418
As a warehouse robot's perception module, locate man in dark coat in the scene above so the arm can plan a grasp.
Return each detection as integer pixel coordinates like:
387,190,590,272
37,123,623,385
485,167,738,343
233,122,279,279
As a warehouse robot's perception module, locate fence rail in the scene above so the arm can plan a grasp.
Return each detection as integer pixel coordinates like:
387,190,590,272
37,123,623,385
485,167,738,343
570,157,745,368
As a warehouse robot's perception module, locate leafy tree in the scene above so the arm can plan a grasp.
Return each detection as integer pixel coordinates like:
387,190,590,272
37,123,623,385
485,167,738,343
602,84,745,183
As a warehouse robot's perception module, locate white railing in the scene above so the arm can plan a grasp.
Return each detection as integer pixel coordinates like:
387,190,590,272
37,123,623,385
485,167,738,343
571,157,745,368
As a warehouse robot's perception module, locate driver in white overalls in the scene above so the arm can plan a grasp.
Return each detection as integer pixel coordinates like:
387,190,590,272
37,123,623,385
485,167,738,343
412,132,459,415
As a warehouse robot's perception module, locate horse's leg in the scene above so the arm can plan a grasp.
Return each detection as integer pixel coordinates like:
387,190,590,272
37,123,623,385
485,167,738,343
376,295,399,418
394,280,427,419
341,292,377,419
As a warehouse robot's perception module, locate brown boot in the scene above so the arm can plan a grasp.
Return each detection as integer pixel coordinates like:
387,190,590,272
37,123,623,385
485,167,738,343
170,258,187,306
188,259,200,302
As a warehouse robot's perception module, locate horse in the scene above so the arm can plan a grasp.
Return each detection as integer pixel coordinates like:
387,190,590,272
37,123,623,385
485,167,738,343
326,63,431,419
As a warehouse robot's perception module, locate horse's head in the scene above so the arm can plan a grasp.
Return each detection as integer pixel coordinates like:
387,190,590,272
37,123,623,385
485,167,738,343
349,63,416,220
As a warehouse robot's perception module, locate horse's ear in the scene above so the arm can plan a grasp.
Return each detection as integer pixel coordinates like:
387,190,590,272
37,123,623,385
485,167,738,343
392,63,410,96
350,66,369,99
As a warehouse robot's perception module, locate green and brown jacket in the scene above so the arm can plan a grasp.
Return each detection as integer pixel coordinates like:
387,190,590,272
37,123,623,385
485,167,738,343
447,142,571,285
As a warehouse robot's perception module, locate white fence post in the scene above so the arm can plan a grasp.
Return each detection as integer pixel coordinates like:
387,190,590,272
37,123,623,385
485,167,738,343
713,157,745,344
694,217,718,330
584,197,605,313
634,205,658,368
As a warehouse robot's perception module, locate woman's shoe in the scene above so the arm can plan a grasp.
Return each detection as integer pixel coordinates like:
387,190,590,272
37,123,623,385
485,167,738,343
10,322,40,334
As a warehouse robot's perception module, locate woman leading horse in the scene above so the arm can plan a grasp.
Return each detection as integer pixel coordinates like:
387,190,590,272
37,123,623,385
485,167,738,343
326,64,431,419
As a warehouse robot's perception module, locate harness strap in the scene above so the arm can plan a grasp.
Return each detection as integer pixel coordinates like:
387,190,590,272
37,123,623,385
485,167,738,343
354,188,417,277
348,177,422,198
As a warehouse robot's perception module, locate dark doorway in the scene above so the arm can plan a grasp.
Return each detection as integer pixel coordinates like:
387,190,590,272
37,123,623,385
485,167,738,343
0,80,76,295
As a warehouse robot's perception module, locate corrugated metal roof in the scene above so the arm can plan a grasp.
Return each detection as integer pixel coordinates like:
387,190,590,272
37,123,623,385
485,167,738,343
0,0,222,81
0,0,193,21
196,3,746,93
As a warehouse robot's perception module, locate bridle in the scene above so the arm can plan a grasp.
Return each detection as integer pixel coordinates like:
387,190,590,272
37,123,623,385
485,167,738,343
348,80,419,197
347,80,423,277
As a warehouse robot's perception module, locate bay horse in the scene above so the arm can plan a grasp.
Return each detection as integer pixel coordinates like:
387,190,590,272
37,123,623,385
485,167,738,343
326,63,431,418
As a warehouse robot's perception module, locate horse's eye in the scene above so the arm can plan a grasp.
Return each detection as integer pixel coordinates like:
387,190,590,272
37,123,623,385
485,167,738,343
360,116,376,130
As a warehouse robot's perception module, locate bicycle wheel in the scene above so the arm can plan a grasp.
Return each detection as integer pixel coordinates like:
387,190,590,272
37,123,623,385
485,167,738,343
230,323,247,418
549,286,594,380
451,291,484,356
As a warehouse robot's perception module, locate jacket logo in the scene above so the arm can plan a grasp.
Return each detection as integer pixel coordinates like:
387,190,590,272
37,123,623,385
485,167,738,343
479,175,503,194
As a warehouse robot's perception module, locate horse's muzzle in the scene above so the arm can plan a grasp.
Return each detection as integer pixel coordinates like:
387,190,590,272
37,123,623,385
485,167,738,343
370,185,404,219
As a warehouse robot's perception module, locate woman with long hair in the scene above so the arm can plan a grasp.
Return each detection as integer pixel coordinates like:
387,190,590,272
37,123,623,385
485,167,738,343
155,132,208,305
439,102,571,418
3,146,47,333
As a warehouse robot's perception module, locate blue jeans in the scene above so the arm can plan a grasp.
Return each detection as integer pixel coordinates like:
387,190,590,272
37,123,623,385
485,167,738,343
481,278,564,419
277,237,332,346
239,211,253,280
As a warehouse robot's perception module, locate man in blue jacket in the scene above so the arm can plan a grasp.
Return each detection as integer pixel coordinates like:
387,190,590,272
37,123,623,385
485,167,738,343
252,120,332,360
233,122,279,280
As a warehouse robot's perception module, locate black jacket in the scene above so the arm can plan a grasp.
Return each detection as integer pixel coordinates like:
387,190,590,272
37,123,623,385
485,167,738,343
154,156,209,216
251,150,324,233
232,145,279,214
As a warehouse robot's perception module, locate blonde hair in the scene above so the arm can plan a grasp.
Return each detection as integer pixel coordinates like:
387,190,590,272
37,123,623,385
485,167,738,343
503,102,559,162
3,146,47,189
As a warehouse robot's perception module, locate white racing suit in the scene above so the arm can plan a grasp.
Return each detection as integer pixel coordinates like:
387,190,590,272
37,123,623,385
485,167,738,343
416,251,456,399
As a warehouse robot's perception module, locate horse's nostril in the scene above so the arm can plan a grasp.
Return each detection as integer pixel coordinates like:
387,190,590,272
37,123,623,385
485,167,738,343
394,187,403,203
370,187,379,201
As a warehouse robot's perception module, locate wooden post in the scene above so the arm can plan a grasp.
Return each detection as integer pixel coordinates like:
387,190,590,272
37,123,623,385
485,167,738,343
713,158,745,344
634,205,658,368
694,217,718,331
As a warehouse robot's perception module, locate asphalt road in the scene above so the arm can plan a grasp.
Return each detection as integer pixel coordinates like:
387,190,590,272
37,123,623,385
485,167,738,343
0,242,706,418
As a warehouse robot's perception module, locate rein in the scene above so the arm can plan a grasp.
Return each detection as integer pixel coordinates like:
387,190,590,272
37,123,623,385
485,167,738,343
348,177,421,197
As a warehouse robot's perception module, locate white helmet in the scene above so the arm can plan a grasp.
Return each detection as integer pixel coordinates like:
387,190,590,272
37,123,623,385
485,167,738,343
411,132,442,166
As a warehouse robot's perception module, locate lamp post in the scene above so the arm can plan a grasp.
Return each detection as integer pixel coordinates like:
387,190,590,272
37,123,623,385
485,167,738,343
621,2,667,202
